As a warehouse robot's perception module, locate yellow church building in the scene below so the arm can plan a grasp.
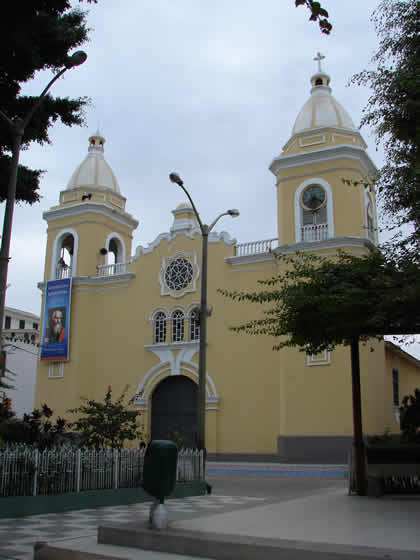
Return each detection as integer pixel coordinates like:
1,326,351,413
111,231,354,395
35,62,420,462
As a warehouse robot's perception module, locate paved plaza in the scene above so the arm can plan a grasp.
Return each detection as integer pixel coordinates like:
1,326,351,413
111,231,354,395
1,463,419,559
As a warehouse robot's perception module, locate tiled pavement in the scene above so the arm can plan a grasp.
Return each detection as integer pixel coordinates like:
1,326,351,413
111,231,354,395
0,494,268,560
0,462,348,559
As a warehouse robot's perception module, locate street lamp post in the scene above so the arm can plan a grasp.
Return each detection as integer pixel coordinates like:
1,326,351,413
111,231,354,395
169,172,239,452
0,51,87,345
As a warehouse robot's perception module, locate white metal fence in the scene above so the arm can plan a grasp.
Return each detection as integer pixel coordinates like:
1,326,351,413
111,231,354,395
0,447,204,497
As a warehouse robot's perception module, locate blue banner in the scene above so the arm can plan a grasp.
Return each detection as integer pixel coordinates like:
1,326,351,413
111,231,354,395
40,278,72,361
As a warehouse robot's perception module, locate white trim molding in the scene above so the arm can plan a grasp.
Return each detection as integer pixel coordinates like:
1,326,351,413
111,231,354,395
105,231,127,264
134,229,236,259
159,251,199,299
270,144,377,179
133,351,219,408
307,351,331,366
50,228,79,280
43,201,138,230
144,341,199,374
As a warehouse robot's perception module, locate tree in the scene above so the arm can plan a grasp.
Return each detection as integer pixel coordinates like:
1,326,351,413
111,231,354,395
295,0,331,34
221,251,420,351
0,403,68,450
400,388,420,443
0,1,91,204
351,0,420,260
69,386,143,449
220,250,420,495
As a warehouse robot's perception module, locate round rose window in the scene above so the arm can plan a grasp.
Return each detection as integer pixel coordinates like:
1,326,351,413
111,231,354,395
164,258,194,291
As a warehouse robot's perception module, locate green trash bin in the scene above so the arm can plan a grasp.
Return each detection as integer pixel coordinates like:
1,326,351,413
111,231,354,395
142,440,178,504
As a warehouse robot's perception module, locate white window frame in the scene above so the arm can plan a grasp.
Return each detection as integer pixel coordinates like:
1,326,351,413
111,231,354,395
171,309,185,343
189,307,200,341
294,178,334,243
105,232,126,264
307,351,331,366
48,362,64,378
153,311,167,344
50,229,79,280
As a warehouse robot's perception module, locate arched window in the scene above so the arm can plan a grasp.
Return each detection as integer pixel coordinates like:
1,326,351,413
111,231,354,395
300,185,328,242
56,234,74,279
108,237,122,264
365,194,376,243
103,234,127,275
51,229,78,280
294,178,334,243
171,310,184,342
154,312,167,344
189,307,200,341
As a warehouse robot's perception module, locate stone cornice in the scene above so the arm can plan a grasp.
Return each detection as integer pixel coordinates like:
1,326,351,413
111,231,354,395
37,272,134,291
225,237,374,266
269,145,378,179
144,341,199,352
43,202,139,230
273,236,374,255
225,252,276,266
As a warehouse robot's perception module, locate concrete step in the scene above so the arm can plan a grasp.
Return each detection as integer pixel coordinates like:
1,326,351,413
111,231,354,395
34,524,418,560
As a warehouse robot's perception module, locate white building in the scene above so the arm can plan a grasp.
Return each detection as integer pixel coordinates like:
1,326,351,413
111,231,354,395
1,307,40,417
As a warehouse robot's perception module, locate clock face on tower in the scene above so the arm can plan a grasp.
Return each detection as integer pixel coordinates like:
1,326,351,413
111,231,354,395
301,185,326,211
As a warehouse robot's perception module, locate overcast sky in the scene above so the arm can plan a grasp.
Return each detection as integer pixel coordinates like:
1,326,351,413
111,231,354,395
4,0,418,358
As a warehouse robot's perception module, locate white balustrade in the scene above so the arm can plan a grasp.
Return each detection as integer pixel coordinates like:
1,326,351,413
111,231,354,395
235,238,278,257
55,265,72,279
301,223,328,242
97,262,129,277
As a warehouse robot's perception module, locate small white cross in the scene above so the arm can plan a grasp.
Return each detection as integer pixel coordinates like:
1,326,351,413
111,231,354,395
313,52,325,73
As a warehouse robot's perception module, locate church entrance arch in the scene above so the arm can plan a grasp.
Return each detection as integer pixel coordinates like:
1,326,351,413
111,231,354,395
151,375,197,447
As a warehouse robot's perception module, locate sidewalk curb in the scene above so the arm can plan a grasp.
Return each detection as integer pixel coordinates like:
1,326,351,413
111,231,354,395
33,523,418,560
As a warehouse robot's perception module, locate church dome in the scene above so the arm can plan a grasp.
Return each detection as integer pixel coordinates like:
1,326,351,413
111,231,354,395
292,59,356,135
66,132,120,193
176,202,192,210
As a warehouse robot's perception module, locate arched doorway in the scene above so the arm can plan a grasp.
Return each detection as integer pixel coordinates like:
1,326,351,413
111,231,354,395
151,376,197,447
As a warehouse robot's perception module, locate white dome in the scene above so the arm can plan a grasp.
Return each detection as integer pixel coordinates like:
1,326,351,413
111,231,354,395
66,133,120,193
292,72,356,135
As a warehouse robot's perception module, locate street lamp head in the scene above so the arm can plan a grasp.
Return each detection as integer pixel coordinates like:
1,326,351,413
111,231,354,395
227,209,240,218
169,172,184,187
65,51,88,69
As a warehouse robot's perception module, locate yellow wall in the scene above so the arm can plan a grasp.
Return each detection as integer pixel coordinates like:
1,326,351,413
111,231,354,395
34,121,418,457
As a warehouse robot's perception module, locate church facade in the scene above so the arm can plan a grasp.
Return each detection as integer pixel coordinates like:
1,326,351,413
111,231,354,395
34,63,420,462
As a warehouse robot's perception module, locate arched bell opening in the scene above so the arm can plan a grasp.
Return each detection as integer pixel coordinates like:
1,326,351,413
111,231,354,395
108,237,122,264
53,231,77,279
103,233,127,275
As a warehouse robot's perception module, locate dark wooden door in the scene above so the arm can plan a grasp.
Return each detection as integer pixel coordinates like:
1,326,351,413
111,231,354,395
151,376,197,447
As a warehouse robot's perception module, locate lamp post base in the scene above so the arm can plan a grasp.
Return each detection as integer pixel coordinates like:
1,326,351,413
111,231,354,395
150,502,168,530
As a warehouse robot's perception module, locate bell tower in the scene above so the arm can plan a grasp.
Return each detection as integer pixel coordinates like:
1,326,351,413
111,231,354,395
270,54,378,249
42,132,138,282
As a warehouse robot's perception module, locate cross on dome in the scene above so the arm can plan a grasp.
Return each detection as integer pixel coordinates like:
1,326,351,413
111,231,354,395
313,52,325,73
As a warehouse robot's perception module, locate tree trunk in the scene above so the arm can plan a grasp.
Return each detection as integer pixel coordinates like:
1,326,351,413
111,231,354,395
350,336,366,495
